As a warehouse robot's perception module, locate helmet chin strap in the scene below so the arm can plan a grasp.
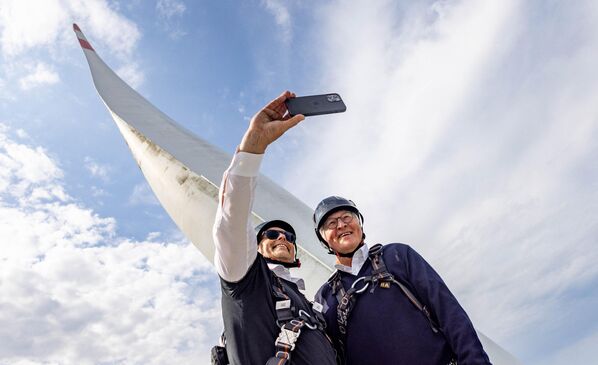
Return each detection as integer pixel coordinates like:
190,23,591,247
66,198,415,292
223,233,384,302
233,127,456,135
335,241,365,258
264,256,301,268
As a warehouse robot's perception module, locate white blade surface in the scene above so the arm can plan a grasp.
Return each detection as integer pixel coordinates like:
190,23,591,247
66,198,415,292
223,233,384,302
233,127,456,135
73,24,520,364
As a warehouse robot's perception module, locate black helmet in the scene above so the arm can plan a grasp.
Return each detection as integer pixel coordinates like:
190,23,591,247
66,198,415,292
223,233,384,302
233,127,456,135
255,219,300,268
313,196,364,254
255,220,296,242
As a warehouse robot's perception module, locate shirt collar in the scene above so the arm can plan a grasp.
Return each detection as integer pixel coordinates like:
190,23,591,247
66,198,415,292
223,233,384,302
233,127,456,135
267,263,306,290
333,244,369,276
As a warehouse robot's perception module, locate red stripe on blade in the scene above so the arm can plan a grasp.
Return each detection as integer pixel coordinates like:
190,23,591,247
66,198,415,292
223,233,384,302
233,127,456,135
78,38,94,51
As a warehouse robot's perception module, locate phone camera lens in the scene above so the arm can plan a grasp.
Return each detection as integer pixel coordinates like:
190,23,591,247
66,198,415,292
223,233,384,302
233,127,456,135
326,94,341,102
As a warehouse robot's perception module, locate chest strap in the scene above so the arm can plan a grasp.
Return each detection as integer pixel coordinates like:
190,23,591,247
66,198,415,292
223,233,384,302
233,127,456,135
267,275,326,365
330,244,440,362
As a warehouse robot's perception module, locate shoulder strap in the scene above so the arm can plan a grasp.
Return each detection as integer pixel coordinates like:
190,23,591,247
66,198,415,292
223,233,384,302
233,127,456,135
271,275,295,324
267,274,328,365
369,244,440,333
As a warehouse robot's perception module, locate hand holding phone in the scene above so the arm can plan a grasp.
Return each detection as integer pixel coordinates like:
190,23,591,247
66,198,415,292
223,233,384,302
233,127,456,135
285,93,347,117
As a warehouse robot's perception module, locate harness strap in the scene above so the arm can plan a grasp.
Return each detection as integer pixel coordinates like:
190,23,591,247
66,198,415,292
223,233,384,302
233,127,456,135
266,275,327,365
266,320,305,365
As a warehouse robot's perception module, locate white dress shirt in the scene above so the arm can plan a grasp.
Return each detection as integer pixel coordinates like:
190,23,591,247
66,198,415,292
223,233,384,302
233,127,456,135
333,244,369,276
212,151,304,289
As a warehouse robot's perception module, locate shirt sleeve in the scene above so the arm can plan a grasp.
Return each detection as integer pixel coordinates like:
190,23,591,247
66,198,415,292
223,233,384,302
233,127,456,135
212,151,264,282
402,245,492,365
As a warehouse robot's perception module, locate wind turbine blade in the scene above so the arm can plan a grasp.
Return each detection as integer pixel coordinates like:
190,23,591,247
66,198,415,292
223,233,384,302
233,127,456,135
73,24,335,299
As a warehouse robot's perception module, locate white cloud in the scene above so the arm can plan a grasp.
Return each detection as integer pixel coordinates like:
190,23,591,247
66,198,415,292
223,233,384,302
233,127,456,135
116,62,145,89
0,0,68,57
284,0,598,362
0,77,14,100
0,125,222,363
90,185,108,198
129,181,160,206
262,0,292,45
0,133,65,203
156,0,187,39
0,0,144,93
83,156,110,181
0,0,140,59
156,0,186,19
18,62,60,90
15,128,29,139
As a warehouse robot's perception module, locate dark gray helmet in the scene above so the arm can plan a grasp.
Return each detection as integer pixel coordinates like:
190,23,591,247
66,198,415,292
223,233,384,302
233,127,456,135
255,219,300,267
313,196,364,254
255,220,296,242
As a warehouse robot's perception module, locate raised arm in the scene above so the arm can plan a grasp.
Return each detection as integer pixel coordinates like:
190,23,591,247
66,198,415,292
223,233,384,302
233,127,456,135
212,91,304,282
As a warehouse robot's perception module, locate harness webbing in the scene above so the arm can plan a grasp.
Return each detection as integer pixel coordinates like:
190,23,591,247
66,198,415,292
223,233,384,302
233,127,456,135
266,275,326,365
330,244,441,363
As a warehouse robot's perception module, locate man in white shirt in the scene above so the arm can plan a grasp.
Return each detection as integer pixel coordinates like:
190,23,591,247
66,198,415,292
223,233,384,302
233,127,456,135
212,91,336,365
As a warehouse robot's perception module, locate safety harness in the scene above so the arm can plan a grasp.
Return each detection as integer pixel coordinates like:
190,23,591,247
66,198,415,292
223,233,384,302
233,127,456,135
266,275,328,365
212,273,328,365
329,244,442,363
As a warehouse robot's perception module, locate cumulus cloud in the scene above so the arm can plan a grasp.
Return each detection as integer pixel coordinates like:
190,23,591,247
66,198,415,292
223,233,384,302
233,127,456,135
0,0,140,59
0,0,144,93
284,0,598,362
18,61,60,91
15,128,29,139
18,62,60,90
0,124,222,364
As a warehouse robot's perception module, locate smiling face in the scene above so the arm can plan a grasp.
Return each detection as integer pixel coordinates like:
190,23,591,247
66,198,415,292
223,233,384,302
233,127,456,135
320,210,363,255
257,227,296,263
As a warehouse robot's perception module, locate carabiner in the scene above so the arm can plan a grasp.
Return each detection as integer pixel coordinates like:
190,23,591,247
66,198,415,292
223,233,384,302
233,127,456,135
351,276,370,294
298,310,318,329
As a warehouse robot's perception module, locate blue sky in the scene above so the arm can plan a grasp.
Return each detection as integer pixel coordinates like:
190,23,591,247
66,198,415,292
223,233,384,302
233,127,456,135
1,0,597,364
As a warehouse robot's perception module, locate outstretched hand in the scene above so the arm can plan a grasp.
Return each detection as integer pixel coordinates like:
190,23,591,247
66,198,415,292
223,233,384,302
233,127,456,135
239,91,305,154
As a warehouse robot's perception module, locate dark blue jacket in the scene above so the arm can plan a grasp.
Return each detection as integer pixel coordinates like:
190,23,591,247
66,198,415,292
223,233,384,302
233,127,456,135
315,243,491,365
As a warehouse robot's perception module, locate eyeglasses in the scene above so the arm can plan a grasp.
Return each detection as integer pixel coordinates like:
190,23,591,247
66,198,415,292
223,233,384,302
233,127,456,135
323,213,355,230
262,229,296,243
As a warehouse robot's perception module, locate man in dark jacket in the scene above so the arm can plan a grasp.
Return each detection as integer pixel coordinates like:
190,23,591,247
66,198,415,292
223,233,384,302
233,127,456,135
313,196,492,365
212,91,336,365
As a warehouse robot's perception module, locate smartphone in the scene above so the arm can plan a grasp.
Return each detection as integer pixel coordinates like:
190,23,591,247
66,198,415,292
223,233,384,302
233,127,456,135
285,93,347,117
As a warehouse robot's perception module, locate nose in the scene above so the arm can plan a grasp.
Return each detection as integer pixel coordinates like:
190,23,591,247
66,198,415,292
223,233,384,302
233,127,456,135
335,217,347,228
274,232,288,242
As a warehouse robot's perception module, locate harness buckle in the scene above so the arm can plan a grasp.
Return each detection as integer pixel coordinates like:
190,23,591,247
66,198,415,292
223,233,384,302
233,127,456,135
275,325,302,351
275,351,290,359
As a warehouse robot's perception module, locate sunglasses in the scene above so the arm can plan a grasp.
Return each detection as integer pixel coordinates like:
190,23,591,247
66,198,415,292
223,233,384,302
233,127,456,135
262,229,296,243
